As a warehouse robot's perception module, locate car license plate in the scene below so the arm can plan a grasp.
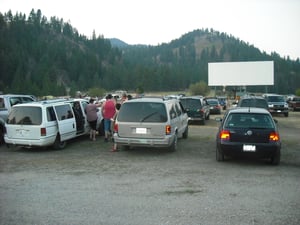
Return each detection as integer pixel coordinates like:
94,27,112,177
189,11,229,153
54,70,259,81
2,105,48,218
136,128,147,134
277,110,281,112
243,145,256,152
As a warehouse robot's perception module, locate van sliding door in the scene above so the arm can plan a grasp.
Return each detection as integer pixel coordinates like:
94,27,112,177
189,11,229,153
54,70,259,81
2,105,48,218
53,103,76,141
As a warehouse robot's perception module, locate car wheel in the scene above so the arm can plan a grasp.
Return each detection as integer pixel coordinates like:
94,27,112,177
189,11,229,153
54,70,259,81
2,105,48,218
53,134,67,150
121,145,130,151
270,149,281,165
284,112,289,117
0,125,4,145
168,135,177,152
182,126,188,139
216,146,224,162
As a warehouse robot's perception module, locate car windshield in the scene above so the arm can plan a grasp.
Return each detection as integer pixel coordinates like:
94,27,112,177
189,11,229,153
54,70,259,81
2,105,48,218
207,99,218,105
267,96,285,102
180,98,201,110
117,102,167,122
7,106,42,125
225,113,274,129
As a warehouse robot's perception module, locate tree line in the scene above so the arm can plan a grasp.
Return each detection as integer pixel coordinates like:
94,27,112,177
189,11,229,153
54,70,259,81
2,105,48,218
0,10,299,97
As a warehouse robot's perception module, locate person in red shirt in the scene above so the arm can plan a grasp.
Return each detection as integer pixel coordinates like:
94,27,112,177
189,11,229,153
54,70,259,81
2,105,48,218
101,94,116,142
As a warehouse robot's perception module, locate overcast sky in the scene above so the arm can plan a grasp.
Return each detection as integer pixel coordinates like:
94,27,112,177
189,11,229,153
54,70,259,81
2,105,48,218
1,0,300,60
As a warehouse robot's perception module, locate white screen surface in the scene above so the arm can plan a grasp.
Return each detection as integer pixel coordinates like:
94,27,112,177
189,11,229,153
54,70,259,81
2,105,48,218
208,61,274,86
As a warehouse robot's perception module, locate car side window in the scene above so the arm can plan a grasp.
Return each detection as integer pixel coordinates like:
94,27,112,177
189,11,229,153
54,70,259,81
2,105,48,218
169,105,177,119
0,97,4,108
174,103,182,116
47,106,57,121
55,104,74,121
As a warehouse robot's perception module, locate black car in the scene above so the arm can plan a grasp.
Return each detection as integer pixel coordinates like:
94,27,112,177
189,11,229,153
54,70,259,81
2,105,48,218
215,107,281,165
237,96,269,110
206,98,221,114
180,96,210,125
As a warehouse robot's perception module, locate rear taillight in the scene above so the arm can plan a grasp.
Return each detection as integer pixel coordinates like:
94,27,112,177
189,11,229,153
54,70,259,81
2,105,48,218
41,128,46,136
220,130,230,140
269,132,280,141
166,125,171,135
114,123,118,132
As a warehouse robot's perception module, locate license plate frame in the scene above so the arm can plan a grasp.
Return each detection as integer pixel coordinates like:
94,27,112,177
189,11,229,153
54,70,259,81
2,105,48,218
136,127,147,134
243,144,256,152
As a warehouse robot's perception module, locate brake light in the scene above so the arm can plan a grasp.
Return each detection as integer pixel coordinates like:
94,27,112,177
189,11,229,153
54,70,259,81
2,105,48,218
114,123,118,132
166,125,171,135
41,128,46,136
269,132,280,141
220,130,230,140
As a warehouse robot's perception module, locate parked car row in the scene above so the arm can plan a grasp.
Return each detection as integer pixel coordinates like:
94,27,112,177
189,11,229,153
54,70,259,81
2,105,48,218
2,92,286,165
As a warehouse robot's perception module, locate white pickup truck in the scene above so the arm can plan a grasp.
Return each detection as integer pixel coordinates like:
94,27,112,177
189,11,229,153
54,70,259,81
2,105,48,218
0,94,36,144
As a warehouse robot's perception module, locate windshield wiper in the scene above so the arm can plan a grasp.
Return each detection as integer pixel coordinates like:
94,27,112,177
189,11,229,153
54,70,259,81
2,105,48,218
140,111,158,122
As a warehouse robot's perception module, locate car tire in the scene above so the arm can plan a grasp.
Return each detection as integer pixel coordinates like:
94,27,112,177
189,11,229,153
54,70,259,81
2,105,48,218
182,126,188,139
216,146,224,162
53,134,67,150
168,135,177,152
121,145,130,151
0,125,4,145
284,112,289,117
270,149,281,165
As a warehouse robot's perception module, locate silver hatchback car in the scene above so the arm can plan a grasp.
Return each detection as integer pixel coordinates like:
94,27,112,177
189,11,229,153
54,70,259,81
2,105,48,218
113,97,189,151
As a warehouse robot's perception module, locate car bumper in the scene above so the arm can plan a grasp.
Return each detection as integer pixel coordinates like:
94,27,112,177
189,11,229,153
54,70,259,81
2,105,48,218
113,134,174,148
218,141,281,158
269,108,289,114
4,135,56,148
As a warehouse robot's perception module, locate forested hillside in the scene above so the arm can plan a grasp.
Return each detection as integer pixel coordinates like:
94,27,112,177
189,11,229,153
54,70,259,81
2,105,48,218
1,9,300,97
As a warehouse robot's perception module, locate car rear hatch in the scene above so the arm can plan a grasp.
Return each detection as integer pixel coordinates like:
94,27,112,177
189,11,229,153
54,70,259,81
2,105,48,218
180,98,204,119
229,128,274,143
116,101,169,139
224,112,277,144
5,106,43,141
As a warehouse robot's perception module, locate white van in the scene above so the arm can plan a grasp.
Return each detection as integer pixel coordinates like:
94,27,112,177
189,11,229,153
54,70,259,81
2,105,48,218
4,98,91,149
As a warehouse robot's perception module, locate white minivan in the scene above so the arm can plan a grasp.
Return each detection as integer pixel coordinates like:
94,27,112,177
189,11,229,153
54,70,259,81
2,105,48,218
4,98,90,149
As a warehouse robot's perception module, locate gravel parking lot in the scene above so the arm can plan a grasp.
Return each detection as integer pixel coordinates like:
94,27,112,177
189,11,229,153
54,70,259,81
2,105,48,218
0,112,300,225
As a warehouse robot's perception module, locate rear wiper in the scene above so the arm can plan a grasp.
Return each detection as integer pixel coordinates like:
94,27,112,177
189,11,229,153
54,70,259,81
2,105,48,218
140,111,158,122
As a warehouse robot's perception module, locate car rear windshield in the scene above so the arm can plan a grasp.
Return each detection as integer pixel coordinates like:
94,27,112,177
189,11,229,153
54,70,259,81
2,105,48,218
225,113,275,129
7,106,42,125
239,99,268,109
180,98,202,110
207,99,219,105
117,102,167,122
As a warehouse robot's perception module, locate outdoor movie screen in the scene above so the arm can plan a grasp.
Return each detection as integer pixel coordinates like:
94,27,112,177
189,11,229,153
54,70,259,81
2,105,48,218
208,61,274,86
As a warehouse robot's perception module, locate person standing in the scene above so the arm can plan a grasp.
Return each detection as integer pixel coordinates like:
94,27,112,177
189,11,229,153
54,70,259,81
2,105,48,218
101,94,116,142
85,98,101,141
111,103,121,152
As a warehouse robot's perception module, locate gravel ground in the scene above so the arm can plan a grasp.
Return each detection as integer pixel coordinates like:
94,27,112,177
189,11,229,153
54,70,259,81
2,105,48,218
0,112,300,225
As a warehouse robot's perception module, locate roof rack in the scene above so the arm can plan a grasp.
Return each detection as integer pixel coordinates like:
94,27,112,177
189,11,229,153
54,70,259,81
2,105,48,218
41,98,68,104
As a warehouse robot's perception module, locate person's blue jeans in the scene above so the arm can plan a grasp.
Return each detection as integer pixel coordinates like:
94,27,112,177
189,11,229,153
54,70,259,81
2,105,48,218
104,118,111,133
